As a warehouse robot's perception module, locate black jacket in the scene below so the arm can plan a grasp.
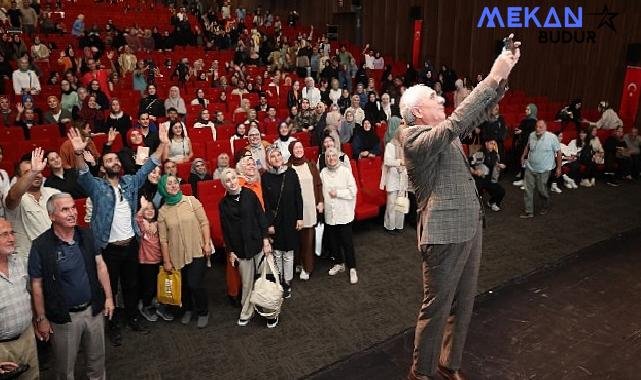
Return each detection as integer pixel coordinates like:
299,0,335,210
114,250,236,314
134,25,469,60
219,188,268,258
261,168,303,251
30,227,105,324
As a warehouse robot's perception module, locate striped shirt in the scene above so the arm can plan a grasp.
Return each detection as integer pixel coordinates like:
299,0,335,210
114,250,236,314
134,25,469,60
0,254,32,340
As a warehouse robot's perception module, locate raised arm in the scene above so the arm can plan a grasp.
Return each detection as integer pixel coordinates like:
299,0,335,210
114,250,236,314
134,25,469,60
5,147,47,211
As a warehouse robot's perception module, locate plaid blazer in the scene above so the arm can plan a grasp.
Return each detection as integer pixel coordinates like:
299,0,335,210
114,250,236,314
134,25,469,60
404,79,505,246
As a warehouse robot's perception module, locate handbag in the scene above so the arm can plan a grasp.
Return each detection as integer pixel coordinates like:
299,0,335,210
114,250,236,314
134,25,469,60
249,255,283,318
394,191,410,214
314,214,325,257
268,175,287,226
157,268,182,306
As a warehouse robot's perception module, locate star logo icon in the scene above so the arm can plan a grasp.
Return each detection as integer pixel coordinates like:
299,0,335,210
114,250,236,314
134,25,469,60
587,5,619,32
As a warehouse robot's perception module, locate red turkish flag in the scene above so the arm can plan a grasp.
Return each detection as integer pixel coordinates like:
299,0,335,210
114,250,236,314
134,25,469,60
619,66,641,127
412,20,423,69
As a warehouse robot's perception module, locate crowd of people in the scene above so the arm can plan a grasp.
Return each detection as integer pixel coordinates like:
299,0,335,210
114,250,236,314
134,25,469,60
0,1,639,379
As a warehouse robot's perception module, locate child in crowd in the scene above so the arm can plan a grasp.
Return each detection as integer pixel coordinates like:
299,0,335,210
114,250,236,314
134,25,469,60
136,196,173,322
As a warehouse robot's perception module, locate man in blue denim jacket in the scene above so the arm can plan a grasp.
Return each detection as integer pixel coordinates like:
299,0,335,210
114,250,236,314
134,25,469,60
68,126,169,346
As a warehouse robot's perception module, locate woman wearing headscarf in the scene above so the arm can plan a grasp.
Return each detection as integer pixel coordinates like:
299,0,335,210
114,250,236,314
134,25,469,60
363,91,385,125
188,158,213,197
352,119,381,159
229,123,247,156
103,98,132,135
237,153,264,208
338,110,357,144
273,122,297,162
139,84,165,120
158,174,212,328
244,127,270,172
60,79,79,114
262,145,303,298
320,147,359,284
164,85,187,117
88,79,110,109
78,95,105,131
513,103,537,185
453,78,471,108
190,88,210,108
219,168,277,328
102,127,146,175
287,141,323,280
380,121,409,232
318,130,351,172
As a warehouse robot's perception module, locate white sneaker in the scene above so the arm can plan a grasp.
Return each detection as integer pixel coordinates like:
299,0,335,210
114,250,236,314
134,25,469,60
299,270,310,280
520,186,525,190
580,179,591,187
570,180,578,189
550,183,562,193
490,203,501,212
590,178,596,186
328,264,345,276
349,268,358,284
512,179,524,186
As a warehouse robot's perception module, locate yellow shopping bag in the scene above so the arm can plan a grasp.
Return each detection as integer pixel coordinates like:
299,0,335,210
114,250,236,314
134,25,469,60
157,268,182,306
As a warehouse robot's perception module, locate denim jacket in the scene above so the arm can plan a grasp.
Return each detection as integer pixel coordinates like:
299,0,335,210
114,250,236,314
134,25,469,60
77,156,160,250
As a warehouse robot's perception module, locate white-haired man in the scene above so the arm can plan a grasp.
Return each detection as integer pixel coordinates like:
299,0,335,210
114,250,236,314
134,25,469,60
401,36,521,380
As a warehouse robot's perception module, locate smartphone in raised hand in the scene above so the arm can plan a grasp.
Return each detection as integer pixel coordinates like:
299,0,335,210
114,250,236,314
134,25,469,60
503,34,515,54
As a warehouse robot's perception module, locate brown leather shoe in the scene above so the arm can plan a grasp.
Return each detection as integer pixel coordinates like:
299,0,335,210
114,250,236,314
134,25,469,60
438,364,469,380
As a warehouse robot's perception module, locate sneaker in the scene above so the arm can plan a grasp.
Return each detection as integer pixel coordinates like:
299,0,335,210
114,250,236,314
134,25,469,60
519,212,534,219
590,178,596,186
520,186,525,190
127,317,150,335
282,284,292,299
490,203,501,212
512,179,523,186
155,305,175,321
299,270,310,280
266,316,279,329
349,268,358,284
237,318,249,327
181,311,193,325
140,306,158,322
197,314,209,329
571,181,579,189
580,179,591,187
550,183,562,193
606,180,619,187
328,263,346,276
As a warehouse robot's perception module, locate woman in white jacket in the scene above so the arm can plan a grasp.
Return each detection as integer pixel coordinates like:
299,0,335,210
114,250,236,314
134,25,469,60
380,124,408,232
320,147,359,284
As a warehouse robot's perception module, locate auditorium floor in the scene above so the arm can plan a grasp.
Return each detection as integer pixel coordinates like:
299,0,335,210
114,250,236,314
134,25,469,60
74,179,641,379
308,226,641,380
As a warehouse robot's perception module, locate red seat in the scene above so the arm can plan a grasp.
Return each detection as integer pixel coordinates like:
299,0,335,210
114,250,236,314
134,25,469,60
192,142,207,159
357,156,386,208
189,127,215,144
0,127,25,143
232,138,248,155
177,162,192,180
180,183,193,196
75,198,88,227
292,132,310,147
92,133,123,155
304,146,318,161
206,140,233,163
197,180,226,246
30,124,61,141
341,143,353,159
349,159,379,221
216,124,235,140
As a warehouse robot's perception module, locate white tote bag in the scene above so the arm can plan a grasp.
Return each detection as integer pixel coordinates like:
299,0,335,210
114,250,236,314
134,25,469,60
314,222,324,257
249,255,283,318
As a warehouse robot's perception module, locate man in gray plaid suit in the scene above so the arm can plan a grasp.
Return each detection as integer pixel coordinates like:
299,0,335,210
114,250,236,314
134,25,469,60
402,37,521,380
